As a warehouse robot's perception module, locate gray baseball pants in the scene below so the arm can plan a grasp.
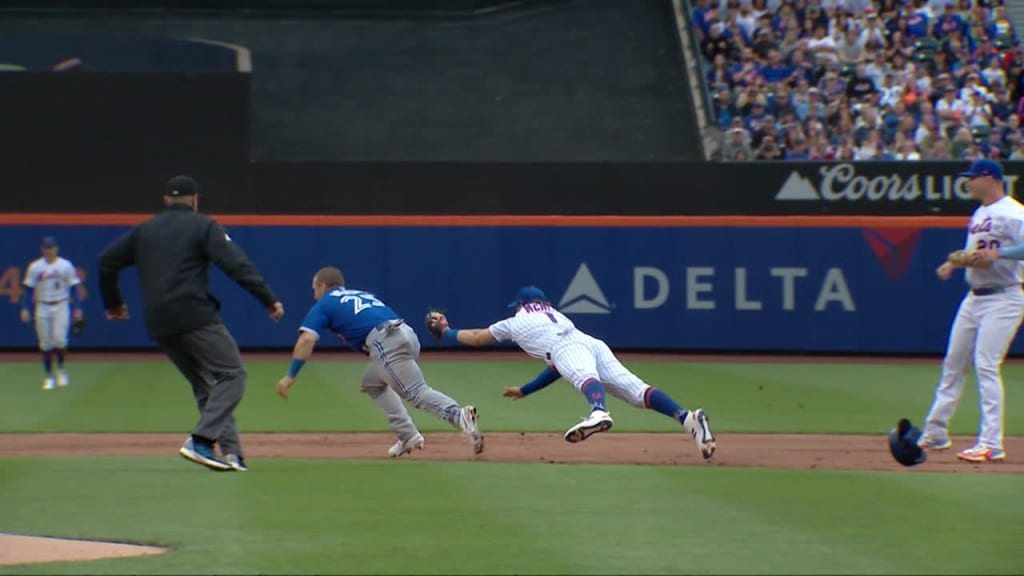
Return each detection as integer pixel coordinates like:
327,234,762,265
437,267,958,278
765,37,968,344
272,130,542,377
361,320,463,442
158,322,246,457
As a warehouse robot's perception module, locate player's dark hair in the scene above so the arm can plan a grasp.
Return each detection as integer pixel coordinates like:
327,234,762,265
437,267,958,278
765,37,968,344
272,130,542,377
315,267,345,288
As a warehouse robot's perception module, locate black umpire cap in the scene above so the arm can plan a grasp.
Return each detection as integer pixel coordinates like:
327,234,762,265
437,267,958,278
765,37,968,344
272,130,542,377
166,175,200,197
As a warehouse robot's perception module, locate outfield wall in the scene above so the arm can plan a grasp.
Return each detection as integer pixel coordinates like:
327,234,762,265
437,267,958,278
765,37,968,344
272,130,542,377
0,217,1010,354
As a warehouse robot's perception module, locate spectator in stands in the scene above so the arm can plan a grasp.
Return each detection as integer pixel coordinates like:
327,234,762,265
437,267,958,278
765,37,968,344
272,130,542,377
936,2,965,38
838,27,868,64
992,86,1014,122
916,113,942,147
983,54,1007,88
896,137,922,160
862,9,889,50
848,63,879,99
864,51,887,87
807,24,840,62
964,88,993,128
691,0,717,40
797,87,827,120
702,23,735,62
721,127,754,160
752,112,778,146
913,62,934,95
785,137,811,159
736,0,758,39
926,138,954,159
1010,137,1024,159
756,135,784,159
951,125,975,157
905,0,932,39
716,87,737,127
857,128,884,158
703,0,1024,161
708,53,735,91
983,128,1005,158
732,48,763,86
936,85,965,133
960,70,990,100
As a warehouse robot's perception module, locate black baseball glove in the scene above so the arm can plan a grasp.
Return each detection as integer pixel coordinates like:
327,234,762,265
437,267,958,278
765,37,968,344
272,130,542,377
71,316,86,336
424,308,450,341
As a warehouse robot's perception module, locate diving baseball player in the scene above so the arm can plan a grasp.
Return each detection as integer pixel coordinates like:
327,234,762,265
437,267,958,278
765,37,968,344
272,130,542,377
921,159,1024,463
425,286,716,460
20,236,84,390
276,267,484,457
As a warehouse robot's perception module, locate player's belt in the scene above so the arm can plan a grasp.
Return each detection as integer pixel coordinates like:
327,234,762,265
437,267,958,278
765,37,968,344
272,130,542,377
970,285,1021,296
39,299,68,305
361,319,404,353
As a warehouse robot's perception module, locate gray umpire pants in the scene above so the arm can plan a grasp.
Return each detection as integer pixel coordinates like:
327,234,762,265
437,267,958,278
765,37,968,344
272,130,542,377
158,323,246,457
361,319,463,442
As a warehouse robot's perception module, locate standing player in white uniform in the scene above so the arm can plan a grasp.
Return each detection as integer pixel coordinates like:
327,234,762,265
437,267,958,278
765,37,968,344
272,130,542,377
19,236,84,390
425,286,716,460
921,159,1024,462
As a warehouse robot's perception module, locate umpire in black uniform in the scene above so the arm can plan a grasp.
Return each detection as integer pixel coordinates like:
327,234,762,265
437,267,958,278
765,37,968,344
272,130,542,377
98,175,284,472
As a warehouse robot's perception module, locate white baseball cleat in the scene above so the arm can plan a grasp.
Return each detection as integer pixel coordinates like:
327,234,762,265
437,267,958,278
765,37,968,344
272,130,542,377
56,370,69,387
42,377,56,390
684,409,716,460
564,409,614,443
388,433,425,458
458,405,484,454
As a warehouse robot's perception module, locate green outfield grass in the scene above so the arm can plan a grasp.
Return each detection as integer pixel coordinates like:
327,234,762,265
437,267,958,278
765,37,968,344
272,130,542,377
0,359,1021,435
2,358,1022,575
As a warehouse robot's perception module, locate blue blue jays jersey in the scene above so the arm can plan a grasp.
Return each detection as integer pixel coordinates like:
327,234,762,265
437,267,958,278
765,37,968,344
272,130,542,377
299,288,399,351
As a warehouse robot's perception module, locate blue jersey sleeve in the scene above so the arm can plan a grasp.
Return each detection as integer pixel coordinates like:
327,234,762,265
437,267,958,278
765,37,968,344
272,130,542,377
300,301,330,340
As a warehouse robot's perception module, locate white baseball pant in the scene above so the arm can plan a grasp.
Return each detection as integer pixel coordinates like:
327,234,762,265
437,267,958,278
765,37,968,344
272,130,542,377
35,301,70,351
924,289,1024,450
550,333,650,407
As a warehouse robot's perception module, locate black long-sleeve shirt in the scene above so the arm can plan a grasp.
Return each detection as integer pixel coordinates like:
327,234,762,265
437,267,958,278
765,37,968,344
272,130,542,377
98,204,278,340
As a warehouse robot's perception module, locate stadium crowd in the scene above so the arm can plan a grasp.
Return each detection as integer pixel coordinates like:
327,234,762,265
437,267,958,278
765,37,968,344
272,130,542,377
692,0,1024,161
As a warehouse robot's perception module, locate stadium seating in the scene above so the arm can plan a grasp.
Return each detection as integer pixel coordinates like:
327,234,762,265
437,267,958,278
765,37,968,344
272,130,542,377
691,0,1023,161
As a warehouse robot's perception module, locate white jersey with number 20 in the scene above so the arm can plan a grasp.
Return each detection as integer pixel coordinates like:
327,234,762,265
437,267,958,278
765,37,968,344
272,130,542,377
487,302,651,408
963,196,1024,288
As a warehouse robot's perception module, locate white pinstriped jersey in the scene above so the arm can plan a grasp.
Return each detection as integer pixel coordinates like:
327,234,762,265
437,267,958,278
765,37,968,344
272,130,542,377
963,196,1024,288
23,257,80,303
488,302,578,365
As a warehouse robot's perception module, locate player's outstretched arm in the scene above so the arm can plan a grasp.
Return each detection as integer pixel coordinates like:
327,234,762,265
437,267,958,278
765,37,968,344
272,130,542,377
277,331,318,400
504,366,561,400
450,328,497,347
425,309,497,346
993,243,1024,260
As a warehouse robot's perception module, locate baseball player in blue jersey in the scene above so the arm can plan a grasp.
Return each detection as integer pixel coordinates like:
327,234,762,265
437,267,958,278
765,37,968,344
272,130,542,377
276,267,484,457
425,286,716,461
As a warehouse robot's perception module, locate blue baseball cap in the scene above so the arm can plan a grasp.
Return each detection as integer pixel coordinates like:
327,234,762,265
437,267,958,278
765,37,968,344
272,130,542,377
507,286,547,308
40,236,57,248
959,158,1004,180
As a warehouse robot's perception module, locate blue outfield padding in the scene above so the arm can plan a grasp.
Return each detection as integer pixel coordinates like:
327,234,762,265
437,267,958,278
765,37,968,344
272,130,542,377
0,224,1000,353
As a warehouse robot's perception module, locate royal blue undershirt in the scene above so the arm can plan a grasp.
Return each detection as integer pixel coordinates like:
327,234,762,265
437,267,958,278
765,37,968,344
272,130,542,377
520,366,560,396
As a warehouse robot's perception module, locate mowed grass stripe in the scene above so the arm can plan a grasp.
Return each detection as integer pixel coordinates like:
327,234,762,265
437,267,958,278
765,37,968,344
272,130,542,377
0,360,1021,436
1,458,1022,574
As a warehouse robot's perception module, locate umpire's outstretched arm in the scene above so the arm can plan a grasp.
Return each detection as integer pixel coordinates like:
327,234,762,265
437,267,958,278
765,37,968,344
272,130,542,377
97,227,138,312
203,222,278,307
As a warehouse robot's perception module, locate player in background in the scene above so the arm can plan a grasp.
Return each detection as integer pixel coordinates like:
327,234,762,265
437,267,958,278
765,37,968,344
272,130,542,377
425,286,716,461
922,159,1024,463
20,236,84,390
276,267,484,458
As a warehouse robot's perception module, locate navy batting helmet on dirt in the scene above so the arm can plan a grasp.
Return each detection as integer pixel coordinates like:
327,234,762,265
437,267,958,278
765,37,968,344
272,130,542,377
888,418,927,467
